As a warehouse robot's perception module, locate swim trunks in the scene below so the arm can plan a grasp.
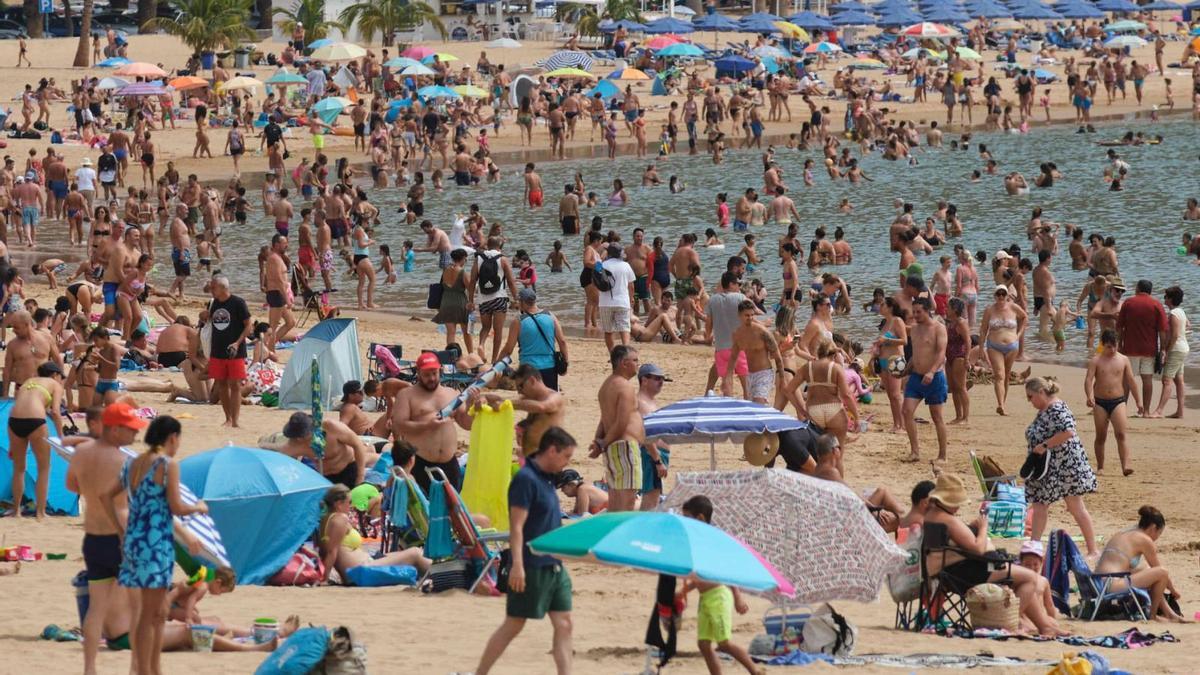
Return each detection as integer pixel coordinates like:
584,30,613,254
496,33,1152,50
49,179,67,199
904,371,948,405
171,248,191,277
603,439,642,491
82,533,121,582
713,348,749,377
598,305,630,333
633,275,650,300
102,281,119,306
21,206,38,227
320,249,335,272
527,190,543,208
266,290,286,309
697,585,733,643
747,368,775,402
639,446,670,495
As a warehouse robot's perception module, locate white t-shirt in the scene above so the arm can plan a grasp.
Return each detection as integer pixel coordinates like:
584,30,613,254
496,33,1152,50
75,167,96,191
1169,307,1189,354
598,258,636,308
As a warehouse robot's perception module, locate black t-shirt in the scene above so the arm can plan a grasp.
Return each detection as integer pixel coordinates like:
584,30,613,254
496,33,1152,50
208,295,251,359
770,427,818,473
422,111,440,135
264,122,283,145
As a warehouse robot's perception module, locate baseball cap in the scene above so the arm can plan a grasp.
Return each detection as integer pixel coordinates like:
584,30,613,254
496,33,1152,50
341,379,363,402
415,352,442,371
638,363,672,382
282,412,314,439
101,402,148,430
14,176,23,184
994,250,1012,260
518,288,537,304
1019,540,1045,559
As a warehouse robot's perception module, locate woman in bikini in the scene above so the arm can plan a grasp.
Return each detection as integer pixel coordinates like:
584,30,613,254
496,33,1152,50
875,298,909,434
799,295,835,359
783,338,856,477
5,362,65,519
979,285,1027,416
318,485,430,584
954,247,980,326
1095,506,1188,622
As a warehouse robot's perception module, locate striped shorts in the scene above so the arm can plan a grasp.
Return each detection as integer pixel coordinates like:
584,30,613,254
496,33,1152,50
604,439,642,491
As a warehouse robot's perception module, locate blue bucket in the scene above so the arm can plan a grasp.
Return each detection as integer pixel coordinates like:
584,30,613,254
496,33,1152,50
200,52,215,70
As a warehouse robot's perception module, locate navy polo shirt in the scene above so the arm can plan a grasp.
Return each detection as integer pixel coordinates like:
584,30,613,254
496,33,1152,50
509,456,562,568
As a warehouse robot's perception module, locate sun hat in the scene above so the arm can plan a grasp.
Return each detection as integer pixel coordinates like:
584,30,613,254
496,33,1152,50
994,284,1009,294
929,473,970,509
994,250,1012,260
743,432,781,467
415,352,441,371
80,157,92,166
1019,540,1045,559
102,402,148,431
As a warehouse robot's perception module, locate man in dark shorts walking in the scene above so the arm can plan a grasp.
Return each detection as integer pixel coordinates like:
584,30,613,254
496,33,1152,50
474,426,576,675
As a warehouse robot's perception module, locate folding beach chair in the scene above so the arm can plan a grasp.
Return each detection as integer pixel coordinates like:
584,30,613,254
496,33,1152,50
1057,530,1150,621
421,467,505,595
969,450,1017,501
915,523,1014,633
367,342,404,381
380,466,430,553
969,451,1027,540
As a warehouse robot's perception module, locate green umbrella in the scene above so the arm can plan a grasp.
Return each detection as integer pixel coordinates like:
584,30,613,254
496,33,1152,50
310,358,326,469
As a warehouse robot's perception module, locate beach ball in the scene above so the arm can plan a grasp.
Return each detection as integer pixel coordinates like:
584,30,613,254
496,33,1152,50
349,484,380,512
1177,246,1187,255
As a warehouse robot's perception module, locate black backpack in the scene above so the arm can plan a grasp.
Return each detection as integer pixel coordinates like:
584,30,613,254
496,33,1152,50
591,261,615,293
477,252,504,295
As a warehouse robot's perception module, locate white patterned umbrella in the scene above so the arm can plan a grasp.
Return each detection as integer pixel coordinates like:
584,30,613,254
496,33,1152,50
661,469,906,605
536,50,594,72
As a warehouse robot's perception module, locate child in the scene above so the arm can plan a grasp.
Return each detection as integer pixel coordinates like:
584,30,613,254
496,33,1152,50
431,169,444,191
785,133,798,149
738,234,760,273
556,469,608,516
845,358,872,404
676,287,704,343
195,233,212,273
679,496,763,675
1164,78,1174,110
585,191,597,208
746,278,767,312
166,564,237,625
515,250,536,290
838,197,852,213
476,128,490,153
704,228,724,248
931,255,952,317
1040,88,1051,122
379,244,397,284
862,287,885,314
401,240,415,273
1051,300,1079,353
545,240,570,273
803,158,815,187
658,125,671,157
715,192,730,229
31,259,66,289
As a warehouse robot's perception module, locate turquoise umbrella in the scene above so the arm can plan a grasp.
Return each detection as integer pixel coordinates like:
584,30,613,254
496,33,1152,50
310,358,325,466
310,97,347,125
656,42,705,57
383,57,423,69
265,71,308,85
417,85,461,100
529,511,783,592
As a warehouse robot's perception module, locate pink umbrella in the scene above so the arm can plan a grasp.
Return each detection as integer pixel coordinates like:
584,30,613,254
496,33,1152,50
401,46,437,59
646,34,686,50
733,534,796,598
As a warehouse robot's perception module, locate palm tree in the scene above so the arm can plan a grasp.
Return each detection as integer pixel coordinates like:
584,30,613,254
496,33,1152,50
554,0,641,38
273,0,345,46
338,0,445,47
137,0,159,33
74,0,94,66
145,0,256,59
23,0,43,38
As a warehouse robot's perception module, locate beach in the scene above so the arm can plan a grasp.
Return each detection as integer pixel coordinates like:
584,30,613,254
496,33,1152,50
0,21,1197,675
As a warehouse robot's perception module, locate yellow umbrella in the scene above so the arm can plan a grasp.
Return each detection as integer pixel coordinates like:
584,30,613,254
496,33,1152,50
545,67,595,79
612,67,650,80
223,76,262,92
168,75,209,90
773,21,810,41
452,84,488,98
310,42,367,61
432,53,460,62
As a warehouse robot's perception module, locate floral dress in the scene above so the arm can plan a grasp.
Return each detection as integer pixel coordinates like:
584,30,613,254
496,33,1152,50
1024,399,1097,504
118,455,175,589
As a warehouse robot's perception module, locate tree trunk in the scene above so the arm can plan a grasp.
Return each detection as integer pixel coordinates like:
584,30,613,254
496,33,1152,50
62,0,74,37
137,0,156,33
74,0,92,65
255,0,272,28
110,0,129,10
24,0,43,38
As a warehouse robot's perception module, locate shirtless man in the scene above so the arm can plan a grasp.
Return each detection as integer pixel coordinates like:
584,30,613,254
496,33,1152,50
625,228,651,316
481,364,564,457
108,128,131,186
1089,279,1124,346
1084,329,1140,476
901,298,948,462
589,345,644,512
271,188,294,237
279,412,371,488
390,352,474,493
2,310,58,395
13,175,44,247
66,403,145,675
557,183,579,236
338,380,389,437
45,152,68,220
264,235,295,351
546,104,566,159
180,174,201,235
763,162,784,195
1032,249,1056,338
732,188,754,231
417,219,452,269
165,204,191,299
669,233,700,302
767,186,800,226
723,300,785,404
315,211,334,292
156,317,207,401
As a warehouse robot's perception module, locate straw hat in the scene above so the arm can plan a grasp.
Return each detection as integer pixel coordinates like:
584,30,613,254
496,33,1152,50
929,473,970,509
743,432,780,467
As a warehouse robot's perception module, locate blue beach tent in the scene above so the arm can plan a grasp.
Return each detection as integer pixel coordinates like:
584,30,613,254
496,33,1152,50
0,399,75,515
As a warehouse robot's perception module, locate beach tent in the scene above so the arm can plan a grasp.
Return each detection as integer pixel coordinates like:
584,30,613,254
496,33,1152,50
652,73,669,95
586,79,621,99
509,74,539,108
180,446,330,584
0,399,75,516
279,318,362,411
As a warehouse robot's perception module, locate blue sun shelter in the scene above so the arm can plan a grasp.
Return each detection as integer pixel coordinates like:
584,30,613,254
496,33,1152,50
0,399,76,515
279,318,362,411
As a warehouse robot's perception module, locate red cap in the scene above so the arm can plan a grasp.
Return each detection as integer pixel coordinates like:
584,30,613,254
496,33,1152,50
101,402,149,430
415,352,442,371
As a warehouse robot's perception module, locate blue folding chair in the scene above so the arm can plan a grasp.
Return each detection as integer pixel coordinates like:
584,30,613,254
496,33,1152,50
1060,530,1150,621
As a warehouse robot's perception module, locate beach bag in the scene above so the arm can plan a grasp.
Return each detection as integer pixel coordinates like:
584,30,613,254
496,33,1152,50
591,262,615,293
342,564,417,587
966,583,1021,631
254,626,330,675
800,603,856,656
267,545,324,586
421,558,469,593
426,282,443,309
762,604,811,656
987,501,1027,539
476,251,503,295
315,626,367,675
887,526,923,604
524,312,567,375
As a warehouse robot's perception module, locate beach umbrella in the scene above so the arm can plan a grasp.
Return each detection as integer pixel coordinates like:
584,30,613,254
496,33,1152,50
97,56,130,68
662,470,908,604
645,16,696,34
831,0,872,11
421,52,460,64
691,13,740,31
537,50,595,71
902,46,943,58
545,67,596,78
96,76,129,90
1105,18,1147,31
1010,1,1063,19
309,358,326,466
876,7,926,25
901,20,959,36
645,34,684,50
787,11,835,31
307,37,334,50
954,45,983,59
643,395,806,470
599,18,648,32
401,46,438,59
180,446,331,584
114,61,166,77
754,44,792,59
529,512,787,594
1104,34,1147,48
488,37,522,48
608,67,651,80
772,21,811,39
401,63,436,76
964,0,1014,16
920,4,972,21
452,84,489,98
1053,0,1104,18
805,41,843,53
853,57,889,68
311,96,350,124
417,84,462,99
114,82,170,97
222,75,261,92
0,405,75,516
673,4,697,15
587,79,621,99
383,57,423,69
168,75,208,90
832,9,879,25
737,14,785,32
742,10,785,21
311,42,367,61
656,42,705,57
713,54,757,75
874,0,917,12
265,70,308,86
1139,0,1180,8
1095,0,1140,11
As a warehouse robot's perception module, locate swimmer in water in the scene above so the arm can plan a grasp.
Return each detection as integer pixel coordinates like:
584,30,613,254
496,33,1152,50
704,228,724,248
838,198,852,213
1005,172,1029,195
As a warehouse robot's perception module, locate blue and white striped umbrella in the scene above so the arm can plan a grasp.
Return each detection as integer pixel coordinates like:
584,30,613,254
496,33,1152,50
48,437,230,568
644,395,806,470
536,50,594,72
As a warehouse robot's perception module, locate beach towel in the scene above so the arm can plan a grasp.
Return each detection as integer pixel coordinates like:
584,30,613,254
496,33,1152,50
1044,529,1074,615
425,476,454,560
644,574,680,669
461,399,514,532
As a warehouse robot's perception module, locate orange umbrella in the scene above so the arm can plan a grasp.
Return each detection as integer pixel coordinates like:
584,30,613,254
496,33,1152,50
168,75,208,90
114,62,167,78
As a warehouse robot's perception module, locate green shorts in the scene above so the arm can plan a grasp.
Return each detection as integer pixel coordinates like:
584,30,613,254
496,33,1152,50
1053,329,1066,345
697,585,733,643
186,206,199,225
673,277,693,300
106,632,131,650
634,275,650,300
507,563,572,619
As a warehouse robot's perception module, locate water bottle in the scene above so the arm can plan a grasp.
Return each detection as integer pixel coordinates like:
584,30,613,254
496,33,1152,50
1075,315,1085,330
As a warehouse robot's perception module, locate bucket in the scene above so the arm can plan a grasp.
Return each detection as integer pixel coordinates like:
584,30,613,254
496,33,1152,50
73,571,90,627
200,52,215,70
190,624,216,652
252,618,279,644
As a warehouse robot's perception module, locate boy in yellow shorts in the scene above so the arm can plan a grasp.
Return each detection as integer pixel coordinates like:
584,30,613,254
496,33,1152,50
680,495,765,675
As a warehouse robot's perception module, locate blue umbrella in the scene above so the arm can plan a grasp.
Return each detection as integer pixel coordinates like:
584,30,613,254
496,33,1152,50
713,54,757,76
644,16,695,34
180,446,331,584
586,79,621,99
657,42,706,56
737,15,786,32
1053,1,1104,18
1139,0,1180,9
741,10,785,21
310,97,347,125
964,0,1014,16
831,0,872,11
876,7,926,25
874,0,917,12
643,395,807,470
418,85,461,100
97,57,130,68
787,10,835,31
691,13,741,30
536,50,595,71
1010,1,1063,18
832,9,879,24
1095,0,1139,11
307,38,334,50
920,4,972,21
599,18,648,33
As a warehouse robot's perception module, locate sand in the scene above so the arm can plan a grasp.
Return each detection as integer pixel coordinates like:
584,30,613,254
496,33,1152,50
0,26,1197,675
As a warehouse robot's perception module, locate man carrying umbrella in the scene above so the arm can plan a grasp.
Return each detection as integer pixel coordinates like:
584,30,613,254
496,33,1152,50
474,427,576,675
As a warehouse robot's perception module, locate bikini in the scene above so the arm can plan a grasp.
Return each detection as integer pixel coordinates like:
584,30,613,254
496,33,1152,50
985,317,1019,354
878,330,900,372
805,361,843,429
322,514,363,551
9,381,51,438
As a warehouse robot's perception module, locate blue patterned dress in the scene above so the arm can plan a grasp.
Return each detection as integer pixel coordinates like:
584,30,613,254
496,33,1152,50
118,455,176,589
